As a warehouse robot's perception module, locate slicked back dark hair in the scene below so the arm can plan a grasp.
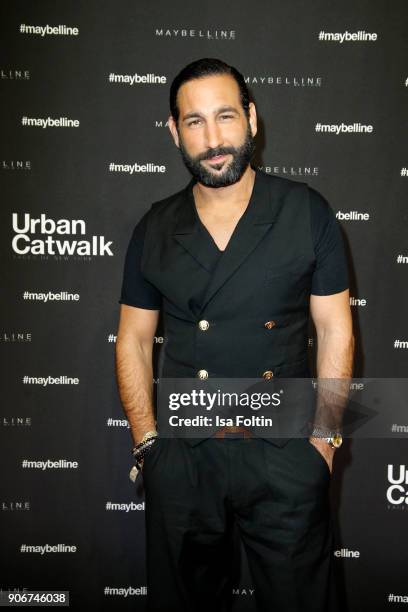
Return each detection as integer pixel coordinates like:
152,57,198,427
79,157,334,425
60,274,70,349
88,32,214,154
169,57,251,127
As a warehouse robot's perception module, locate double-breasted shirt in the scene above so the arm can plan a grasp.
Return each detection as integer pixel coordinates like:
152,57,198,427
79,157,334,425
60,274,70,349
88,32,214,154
118,165,349,445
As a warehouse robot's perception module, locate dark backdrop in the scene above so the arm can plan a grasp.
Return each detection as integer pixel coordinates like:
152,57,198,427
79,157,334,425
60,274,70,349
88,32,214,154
1,1,407,610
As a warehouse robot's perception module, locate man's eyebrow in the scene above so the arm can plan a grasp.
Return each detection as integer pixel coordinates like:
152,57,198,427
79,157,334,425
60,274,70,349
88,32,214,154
181,105,240,122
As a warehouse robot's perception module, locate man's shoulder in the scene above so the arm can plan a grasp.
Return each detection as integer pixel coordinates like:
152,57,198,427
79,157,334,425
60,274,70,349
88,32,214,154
257,168,310,199
141,170,324,223
260,170,332,212
147,181,190,217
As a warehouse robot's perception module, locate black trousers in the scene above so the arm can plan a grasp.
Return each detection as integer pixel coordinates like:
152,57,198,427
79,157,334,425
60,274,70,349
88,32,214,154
142,435,341,612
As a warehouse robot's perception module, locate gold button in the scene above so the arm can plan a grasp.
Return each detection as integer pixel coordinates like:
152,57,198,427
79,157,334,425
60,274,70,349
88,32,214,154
262,370,274,380
264,320,276,329
198,320,210,331
197,369,209,380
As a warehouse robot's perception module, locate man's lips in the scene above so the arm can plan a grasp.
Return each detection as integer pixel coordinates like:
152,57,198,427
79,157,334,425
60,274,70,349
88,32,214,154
206,154,228,164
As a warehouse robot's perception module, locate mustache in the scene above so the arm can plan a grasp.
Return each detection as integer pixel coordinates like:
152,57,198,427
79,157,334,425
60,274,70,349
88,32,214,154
200,149,234,161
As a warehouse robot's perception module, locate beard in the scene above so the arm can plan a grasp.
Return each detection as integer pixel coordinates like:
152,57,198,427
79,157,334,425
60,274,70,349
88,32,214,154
177,121,256,188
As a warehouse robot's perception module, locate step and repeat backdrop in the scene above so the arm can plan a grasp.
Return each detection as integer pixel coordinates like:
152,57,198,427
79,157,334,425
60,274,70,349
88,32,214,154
1,0,407,610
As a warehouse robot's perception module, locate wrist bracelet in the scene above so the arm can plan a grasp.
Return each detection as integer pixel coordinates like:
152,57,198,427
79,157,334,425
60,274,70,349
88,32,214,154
132,432,158,455
132,435,158,462
130,431,159,479
132,434,157,456
134,439,158,470
133,439,156,461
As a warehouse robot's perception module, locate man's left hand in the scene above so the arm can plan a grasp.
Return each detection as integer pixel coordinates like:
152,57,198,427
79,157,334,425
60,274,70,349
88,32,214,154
308,436,335,474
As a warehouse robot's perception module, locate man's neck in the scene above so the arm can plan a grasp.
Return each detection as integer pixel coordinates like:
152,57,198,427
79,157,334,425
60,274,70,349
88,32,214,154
192,165,256,216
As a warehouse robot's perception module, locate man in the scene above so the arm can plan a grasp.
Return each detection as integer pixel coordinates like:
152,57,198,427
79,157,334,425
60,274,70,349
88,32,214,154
115,58,354,612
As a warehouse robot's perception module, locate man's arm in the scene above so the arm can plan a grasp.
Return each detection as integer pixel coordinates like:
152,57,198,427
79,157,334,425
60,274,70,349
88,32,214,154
115,304,160,448
310,288,354,380
309,288,355,466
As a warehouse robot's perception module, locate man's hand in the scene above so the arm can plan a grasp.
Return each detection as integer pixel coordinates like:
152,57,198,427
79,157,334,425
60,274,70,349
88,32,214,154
308,436,335,474
138,438,158,473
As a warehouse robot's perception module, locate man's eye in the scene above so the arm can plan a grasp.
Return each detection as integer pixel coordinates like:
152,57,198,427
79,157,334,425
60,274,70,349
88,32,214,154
188,115,233,126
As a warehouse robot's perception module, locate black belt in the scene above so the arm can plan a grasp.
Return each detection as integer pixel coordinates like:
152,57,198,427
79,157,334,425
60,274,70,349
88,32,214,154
213,426,253,439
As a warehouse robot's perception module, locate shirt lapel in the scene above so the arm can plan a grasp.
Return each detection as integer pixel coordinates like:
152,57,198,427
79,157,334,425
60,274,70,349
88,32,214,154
172,167,285,317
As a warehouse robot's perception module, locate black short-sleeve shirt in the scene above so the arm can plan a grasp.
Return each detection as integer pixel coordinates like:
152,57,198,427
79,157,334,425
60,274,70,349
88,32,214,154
118,211,162,310
118,186,349,310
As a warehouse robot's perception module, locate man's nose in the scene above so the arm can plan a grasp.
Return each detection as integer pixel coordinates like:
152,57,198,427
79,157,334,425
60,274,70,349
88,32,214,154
204,120,224,150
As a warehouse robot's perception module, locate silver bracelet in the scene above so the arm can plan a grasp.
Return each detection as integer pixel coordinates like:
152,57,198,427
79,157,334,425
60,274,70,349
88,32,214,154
132,434,158,459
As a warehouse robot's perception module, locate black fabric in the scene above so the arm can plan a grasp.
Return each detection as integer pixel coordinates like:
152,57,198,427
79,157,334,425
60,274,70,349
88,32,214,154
118,211,162,310
308,186,349,296
118,182,349,310
142,435,341,612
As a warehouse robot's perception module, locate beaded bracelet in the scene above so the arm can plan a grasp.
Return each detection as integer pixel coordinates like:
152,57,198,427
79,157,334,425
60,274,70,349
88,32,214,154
132,435,157,459
133,439,156,463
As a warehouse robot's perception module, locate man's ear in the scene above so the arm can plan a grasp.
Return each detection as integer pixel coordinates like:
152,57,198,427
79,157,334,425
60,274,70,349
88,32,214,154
168,115,180,148
248,102,257,139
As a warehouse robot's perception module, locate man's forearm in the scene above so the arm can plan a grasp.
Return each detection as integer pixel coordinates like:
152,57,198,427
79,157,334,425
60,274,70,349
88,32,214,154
313,330,355,432
115,336,156,447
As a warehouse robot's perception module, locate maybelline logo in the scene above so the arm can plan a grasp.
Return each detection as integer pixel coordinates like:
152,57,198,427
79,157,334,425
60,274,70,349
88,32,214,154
108,73,166,85
336,210,370,221
2,160,31,170
387,464,408,507
1,501,31,511
259,165,319,177
232,588,255,596
245,75,322,87
2,417,32,427
333,548,360,558
11,214,113,257
0,332,32,342
155,28,235,40
1,69,30,80
349,297,367,307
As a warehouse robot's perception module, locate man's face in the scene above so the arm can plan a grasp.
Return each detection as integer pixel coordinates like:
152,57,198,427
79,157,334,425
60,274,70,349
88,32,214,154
169,74,257,188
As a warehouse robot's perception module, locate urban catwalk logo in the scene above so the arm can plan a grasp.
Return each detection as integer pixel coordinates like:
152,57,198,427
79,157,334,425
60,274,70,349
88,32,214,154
12,213,113,257
386,464,408,508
